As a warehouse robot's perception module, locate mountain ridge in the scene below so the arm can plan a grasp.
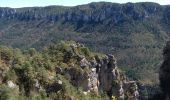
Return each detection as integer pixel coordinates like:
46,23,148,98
0,2,170,84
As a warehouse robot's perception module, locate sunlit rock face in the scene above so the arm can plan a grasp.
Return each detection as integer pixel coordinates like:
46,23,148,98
60,43,140,99
95,54,139,99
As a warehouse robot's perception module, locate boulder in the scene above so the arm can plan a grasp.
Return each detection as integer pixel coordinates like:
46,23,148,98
7,80,16,88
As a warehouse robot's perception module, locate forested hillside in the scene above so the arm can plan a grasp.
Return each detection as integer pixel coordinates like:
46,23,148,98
0,41,141,100
0,2,170,84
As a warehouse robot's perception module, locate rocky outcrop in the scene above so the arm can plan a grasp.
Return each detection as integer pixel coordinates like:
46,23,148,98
0,41,141,99
7,80,17,88
0,2,164,24
163,6,170,25
61,43,140,99
95,54,139,99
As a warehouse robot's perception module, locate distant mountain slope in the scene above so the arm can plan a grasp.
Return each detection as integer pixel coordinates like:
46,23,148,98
0,2,170,84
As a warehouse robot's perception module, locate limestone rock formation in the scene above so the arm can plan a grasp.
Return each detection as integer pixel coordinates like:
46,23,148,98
7,80,17,88
62,42,140,99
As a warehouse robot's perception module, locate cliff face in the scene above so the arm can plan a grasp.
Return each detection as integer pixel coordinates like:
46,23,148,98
1,2,170,30
56,42,139,99
0,2,165,24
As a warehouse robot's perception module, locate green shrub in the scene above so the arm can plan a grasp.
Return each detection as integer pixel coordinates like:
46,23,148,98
0,85,20,100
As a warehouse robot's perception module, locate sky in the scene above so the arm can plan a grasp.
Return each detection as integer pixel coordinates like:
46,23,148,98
0,0,169,8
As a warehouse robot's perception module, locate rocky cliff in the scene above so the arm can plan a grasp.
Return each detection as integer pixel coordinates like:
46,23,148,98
63,43,140,99
0,2,166,24
0,41,140,100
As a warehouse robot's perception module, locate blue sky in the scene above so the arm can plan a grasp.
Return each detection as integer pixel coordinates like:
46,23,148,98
0,0,169,8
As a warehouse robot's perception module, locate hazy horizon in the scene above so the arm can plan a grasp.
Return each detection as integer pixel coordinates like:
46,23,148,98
0,0,170,8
